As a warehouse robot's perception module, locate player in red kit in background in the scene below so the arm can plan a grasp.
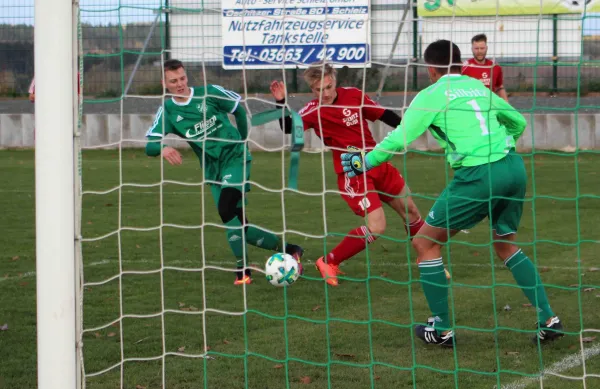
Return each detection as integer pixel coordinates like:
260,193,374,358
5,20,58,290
270,62,426,287
462,34,509,102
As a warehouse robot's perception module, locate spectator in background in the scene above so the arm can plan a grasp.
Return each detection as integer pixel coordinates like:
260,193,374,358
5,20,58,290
462,34,509,102
28,74,80,103
28,74,80,145
28,77,35,103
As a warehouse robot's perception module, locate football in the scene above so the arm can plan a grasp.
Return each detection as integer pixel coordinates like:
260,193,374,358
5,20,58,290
265,253,300,287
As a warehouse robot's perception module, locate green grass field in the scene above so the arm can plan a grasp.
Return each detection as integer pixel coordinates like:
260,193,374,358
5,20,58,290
1,149,600,389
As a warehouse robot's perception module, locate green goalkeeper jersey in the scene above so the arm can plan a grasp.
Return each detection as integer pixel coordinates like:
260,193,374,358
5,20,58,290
145,85,250,180
366,74,528,169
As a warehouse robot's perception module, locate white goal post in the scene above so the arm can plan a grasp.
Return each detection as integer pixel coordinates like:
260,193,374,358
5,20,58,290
34,0,79,388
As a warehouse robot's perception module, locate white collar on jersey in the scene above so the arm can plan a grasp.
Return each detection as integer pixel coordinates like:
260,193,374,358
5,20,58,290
171,87,194,106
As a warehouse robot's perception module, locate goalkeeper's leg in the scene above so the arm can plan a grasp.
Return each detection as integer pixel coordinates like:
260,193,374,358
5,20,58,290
411,174,486,347
491,152,563,343
412,222,459,347
494,232,563,343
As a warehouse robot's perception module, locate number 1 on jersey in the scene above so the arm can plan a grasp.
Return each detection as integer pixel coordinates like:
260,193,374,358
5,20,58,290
467,99,490,136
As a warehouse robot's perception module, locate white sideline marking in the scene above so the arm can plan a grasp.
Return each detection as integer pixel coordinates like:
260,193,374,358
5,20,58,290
0,271,35,283
6,261,600,389
499,343,600,389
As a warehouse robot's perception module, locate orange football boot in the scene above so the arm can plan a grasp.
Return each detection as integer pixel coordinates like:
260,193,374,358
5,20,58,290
315,257,338,286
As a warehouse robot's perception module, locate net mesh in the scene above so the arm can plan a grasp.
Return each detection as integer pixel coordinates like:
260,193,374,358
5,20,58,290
69,0,600,388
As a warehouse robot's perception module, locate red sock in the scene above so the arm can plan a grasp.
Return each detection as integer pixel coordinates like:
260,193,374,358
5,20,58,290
327,226,377,266
405,217,424,238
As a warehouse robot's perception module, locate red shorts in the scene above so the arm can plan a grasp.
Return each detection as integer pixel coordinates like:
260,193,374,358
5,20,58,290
337,162,406,217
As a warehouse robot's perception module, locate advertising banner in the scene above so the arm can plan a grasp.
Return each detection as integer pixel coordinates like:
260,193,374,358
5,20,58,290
222,0,371,69
418,0,600,17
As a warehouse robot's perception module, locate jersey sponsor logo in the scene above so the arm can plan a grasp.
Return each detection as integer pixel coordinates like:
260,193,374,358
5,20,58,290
342,108,359,127
481,72,488,79
185,115,219,139
176,115,184,122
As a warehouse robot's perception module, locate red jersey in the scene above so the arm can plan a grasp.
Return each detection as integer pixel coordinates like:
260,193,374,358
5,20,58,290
299,87,385,174
461,58,503,92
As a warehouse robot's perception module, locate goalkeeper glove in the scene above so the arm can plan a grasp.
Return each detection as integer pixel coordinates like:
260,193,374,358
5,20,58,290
341,152,374,178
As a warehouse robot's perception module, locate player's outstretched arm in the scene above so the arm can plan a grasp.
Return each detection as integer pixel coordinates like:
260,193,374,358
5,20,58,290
377,109,402,128
232,103,249,140
145,136,162,157
145,105,181,165
492,93,527,141
364,93,436,168
269,80,293,134
209,84,246,139
341,152,374,178
145,105,169,156
270,80,286,101
360,91,401,127
145,138,182,165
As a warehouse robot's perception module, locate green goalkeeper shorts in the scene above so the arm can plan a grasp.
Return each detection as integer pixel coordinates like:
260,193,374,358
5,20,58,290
209,158,252,208
425,152,527,235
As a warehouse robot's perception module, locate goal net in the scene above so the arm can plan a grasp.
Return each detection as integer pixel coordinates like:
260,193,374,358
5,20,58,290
70,1,600,388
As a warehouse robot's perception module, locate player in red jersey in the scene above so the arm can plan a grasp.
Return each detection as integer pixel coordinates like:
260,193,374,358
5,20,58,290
462,34,509,102
270,62,425,286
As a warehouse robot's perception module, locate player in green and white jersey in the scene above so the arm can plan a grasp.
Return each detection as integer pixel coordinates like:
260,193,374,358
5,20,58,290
146,59,304,285
341,40,563,347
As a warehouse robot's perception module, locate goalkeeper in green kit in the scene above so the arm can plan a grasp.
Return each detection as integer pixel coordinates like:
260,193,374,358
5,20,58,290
146,59,304,285
341,40,563,347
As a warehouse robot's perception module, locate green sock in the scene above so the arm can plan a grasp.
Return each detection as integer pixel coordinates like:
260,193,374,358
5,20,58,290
225,218,247,269
246,226,281,251
418,258,450,331
505,249,555,323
